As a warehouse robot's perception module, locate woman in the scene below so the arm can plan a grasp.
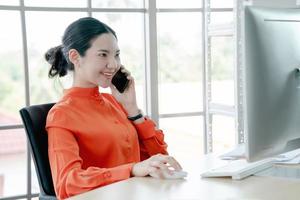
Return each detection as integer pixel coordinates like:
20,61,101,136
45,17,185,199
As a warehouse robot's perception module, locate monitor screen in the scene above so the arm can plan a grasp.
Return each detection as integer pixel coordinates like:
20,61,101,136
244,6,300,162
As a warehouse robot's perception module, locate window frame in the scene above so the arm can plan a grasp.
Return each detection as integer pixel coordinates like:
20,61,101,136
0,0,242,199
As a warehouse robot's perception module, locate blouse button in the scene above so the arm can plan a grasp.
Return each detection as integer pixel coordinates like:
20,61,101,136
104,172,111,178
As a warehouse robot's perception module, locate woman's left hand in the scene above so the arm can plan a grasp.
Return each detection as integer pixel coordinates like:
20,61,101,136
110,67,139,116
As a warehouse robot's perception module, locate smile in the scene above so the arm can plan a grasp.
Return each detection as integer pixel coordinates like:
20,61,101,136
102,72,114,79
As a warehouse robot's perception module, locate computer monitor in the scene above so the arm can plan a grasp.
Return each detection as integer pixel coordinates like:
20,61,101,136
244,6,300,162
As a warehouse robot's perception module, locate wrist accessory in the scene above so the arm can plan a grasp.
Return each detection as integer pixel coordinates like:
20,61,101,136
127,110,143,121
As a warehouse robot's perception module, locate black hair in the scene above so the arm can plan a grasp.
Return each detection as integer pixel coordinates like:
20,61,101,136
45,17,117,78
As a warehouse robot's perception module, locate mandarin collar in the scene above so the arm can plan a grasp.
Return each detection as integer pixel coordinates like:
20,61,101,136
63,87,103,99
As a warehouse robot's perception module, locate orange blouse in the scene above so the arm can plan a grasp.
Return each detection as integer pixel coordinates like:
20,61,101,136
46,87,168,199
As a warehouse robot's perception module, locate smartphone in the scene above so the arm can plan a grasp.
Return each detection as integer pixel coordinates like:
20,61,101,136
111,68,130,93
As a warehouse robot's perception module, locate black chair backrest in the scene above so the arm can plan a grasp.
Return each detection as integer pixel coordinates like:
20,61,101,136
19,103,56,198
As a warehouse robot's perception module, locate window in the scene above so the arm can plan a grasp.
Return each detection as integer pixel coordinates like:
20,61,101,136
92,0,144,8
157,0,201,8
0,11,24,126
24,0,86,7
157,12,203,114
0,0,19,6
160,116,204,162
26,11,88,105
212,115,235,154
206,3,236,153
0,0,241,199
0,129,27,197
211,0,234,8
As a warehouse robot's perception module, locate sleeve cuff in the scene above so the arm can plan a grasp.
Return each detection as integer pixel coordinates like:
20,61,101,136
107,163,135,182
132,118,157,140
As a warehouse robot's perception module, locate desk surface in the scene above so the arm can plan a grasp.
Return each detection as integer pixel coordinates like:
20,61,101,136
67,155,300,200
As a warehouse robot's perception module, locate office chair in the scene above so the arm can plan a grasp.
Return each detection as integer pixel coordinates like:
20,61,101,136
19,103,57,200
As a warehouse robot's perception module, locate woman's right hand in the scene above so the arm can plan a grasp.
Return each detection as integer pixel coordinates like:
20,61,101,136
131,154,183,178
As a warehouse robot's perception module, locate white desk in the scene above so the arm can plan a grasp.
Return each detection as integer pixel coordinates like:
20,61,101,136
67,155,300,200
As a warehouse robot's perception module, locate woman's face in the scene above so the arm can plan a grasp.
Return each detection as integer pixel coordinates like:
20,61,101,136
74,33,121,88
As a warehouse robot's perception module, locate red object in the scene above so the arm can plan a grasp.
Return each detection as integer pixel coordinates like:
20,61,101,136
46,87,168,199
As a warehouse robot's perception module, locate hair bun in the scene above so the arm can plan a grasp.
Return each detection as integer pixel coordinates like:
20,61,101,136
45,45,62,65
45,45,68,77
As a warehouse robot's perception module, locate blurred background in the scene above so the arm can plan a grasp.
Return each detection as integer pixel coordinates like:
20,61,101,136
1,0,296,199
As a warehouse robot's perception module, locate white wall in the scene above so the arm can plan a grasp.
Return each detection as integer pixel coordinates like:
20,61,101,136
247,0,299,7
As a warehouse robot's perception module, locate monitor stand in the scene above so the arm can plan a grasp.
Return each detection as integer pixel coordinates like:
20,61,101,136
254,140,300,180
255,165,300,180
284,138,300,152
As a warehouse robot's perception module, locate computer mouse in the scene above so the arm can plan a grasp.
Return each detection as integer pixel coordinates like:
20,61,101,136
150,170,188,179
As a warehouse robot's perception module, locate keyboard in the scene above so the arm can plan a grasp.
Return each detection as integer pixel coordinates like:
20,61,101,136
200,158,273,180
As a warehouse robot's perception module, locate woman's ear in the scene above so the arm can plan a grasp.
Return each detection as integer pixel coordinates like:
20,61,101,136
68,49,80,66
